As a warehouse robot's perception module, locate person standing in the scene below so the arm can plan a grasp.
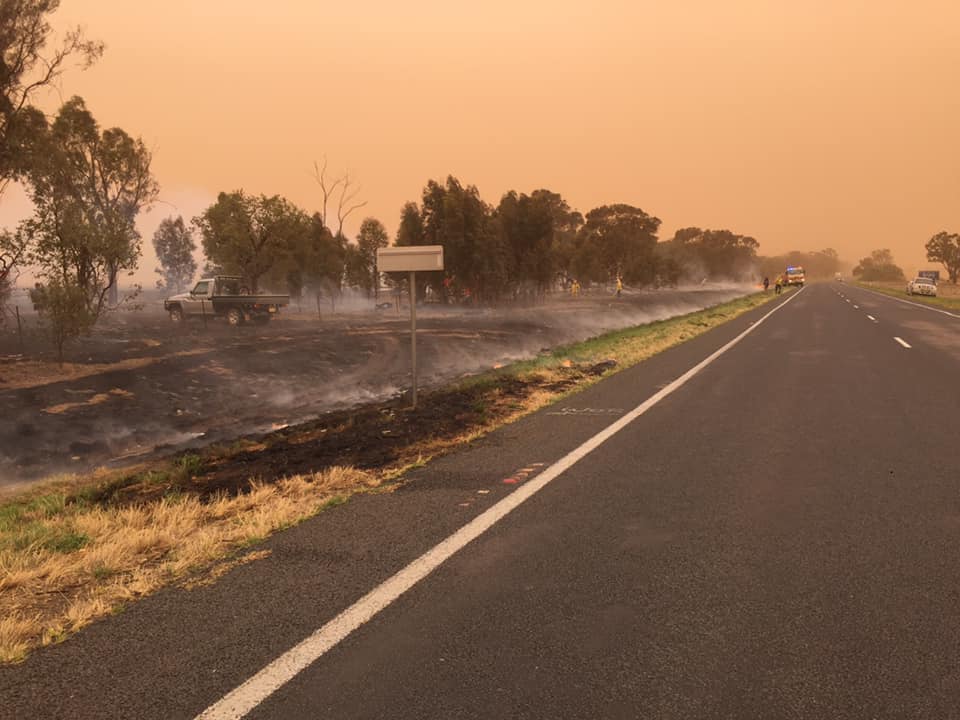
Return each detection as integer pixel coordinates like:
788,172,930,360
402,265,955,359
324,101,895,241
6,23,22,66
763,276,770,292
774,275,783,295
616,276,623,298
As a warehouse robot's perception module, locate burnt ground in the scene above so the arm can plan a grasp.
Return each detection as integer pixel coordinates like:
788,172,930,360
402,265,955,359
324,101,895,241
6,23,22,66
0,286,750,488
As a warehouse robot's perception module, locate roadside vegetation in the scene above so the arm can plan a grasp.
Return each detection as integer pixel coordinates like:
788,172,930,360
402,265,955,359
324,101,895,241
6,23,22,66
854,280,960,312
0,290,777,663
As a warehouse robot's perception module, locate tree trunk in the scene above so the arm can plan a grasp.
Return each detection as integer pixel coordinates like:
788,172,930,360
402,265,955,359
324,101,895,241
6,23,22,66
108,269,119,306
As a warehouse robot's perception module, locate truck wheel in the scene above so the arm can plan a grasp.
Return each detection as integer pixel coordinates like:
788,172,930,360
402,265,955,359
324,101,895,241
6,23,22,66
169,308,184,323
227,308,244,326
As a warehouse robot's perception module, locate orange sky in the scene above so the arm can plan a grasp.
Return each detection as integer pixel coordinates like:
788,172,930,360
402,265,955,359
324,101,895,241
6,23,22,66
4,0,959,283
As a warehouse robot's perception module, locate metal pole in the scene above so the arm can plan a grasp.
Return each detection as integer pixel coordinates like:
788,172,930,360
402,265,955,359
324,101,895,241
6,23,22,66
410,270,417,408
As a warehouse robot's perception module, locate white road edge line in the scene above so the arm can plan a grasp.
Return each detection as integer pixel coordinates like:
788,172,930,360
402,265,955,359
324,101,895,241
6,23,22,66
854,285,960,319
894,336,912,348
195,288,806,720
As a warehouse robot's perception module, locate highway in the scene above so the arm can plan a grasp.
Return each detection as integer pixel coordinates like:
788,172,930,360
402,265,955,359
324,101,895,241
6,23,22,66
3,282,960,719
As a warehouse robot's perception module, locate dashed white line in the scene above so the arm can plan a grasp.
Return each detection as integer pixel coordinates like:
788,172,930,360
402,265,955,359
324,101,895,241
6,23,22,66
867,315,877,322
195,290,806,720
894,337,912,348
845,299,851,303
853,305,859,309
853,286,960,319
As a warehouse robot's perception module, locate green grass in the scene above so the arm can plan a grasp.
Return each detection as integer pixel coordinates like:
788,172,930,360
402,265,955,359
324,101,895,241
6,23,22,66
172,454,203,482
0,494,67,534
41,530,89,554
321,495,349,510
1,520,88,554
0,493,89,555
91,563,116,581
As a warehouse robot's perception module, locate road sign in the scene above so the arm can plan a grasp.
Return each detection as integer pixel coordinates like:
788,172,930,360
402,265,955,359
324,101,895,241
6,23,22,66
375,246,445,407
376,246,443,273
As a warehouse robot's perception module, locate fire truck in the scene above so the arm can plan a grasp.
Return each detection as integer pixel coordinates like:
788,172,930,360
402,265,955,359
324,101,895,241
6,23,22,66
783,266,805,287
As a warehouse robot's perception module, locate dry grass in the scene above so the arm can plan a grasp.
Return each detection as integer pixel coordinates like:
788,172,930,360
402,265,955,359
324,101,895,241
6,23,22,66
0,468,377,663
43,388,135,415
0,290,776,663
0,348,213,391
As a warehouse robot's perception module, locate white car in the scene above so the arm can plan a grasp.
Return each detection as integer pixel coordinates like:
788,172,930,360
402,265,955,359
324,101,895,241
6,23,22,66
906,277,938,297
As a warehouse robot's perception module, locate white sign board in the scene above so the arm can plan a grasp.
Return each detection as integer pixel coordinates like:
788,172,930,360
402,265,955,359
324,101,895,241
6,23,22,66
377,246,444,273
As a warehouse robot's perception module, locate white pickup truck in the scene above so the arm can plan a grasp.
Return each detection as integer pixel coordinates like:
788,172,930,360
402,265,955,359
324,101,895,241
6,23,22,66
164,275,289,325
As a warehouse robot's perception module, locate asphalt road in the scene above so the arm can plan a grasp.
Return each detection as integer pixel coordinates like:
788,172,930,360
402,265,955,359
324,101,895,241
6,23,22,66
4,282,960,719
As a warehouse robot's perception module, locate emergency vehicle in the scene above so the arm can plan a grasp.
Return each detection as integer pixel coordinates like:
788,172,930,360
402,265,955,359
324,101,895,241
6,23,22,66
784,266,805,287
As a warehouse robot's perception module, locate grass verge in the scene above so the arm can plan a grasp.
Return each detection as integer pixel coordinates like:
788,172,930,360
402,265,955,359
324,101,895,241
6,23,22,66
855,281,960,312
0,290,777,663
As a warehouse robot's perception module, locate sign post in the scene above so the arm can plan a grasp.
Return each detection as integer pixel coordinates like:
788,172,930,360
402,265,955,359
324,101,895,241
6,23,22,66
376,246,444,408
409,270,417,405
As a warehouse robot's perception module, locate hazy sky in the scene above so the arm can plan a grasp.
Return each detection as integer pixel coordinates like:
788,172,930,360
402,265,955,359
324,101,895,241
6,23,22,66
3,0,959,283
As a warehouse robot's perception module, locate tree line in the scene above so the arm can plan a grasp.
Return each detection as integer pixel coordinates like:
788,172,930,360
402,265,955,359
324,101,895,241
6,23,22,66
170,176,765,310
850,231,960,284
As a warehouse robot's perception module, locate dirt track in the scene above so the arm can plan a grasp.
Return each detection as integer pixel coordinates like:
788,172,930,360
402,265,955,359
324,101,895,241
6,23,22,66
0,286,751,487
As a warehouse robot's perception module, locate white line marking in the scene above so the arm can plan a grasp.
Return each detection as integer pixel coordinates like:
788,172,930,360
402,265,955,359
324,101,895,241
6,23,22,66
195,289,806,720
845,299,851,303
854,285,960,319
894,336,912,348
867,315,877,321
853,305,859,309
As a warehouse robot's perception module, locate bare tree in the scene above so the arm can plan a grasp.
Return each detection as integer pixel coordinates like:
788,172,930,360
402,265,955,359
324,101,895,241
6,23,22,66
336,172,367,237
311,155,342,230
311,156,367,235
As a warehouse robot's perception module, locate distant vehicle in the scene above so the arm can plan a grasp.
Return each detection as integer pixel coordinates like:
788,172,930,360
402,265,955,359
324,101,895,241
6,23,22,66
835,272,843,282
784,266,805,287
164,275,289,325
906,277,938,297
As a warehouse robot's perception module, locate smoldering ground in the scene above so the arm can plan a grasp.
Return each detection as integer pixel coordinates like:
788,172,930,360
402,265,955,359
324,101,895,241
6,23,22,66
0,285,753,487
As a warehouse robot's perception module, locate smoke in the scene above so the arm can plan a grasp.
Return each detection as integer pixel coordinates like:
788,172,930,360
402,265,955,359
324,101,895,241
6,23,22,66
408,285,755,384
2,286,753,488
